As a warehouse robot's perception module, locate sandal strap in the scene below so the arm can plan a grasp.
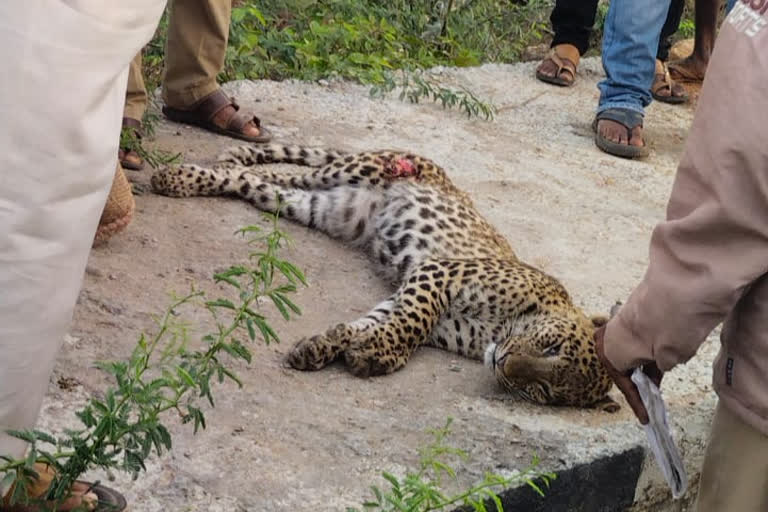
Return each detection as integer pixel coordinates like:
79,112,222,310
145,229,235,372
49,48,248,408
227,112,262,132
190,90,260,132
121,117,143,139
547,50,577,76
192,89,238,123
651,63,674,94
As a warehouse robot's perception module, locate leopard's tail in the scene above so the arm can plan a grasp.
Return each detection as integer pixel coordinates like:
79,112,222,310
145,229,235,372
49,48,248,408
216,143,346,168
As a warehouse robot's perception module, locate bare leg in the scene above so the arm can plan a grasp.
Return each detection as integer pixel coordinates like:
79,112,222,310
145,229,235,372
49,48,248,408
668,0,718,82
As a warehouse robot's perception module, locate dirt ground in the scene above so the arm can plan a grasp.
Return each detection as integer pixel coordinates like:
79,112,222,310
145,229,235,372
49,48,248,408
37,58,716,511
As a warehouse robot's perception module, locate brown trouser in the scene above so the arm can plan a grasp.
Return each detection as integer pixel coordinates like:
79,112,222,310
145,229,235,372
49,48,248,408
694,401,768,511
124,0,232,121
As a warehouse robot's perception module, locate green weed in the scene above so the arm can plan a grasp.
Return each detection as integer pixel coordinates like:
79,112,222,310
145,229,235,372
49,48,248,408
348,418,555,512
1,212,305,508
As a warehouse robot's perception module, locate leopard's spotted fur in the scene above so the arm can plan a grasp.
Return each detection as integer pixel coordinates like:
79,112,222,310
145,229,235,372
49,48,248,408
151,144,618,411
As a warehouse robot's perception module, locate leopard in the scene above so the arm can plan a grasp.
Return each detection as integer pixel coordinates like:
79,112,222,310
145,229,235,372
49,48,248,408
150,143,619,412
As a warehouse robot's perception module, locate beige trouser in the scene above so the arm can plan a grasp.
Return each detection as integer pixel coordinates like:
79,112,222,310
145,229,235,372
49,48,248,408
124,0,232,121
694,401,768,511
0,0,165,495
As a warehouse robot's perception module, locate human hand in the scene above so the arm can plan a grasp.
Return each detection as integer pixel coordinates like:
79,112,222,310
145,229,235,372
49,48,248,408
594,325,663,425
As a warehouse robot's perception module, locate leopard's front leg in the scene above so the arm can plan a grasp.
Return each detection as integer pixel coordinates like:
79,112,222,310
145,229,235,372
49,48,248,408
341,257,567,376
284,323,352,370
341,261,451,377
285,296,396,371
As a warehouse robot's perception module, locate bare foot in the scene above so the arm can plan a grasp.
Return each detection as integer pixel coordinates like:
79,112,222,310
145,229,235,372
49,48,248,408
597,119,644,148
667,55,708,82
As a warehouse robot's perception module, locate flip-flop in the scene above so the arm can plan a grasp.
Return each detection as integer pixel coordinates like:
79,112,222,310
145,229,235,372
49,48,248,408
162,89,273,143
592,108,650,159
651,62,689,104
535,46,579,87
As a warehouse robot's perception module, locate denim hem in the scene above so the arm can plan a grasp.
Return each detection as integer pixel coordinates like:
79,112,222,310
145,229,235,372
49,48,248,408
596,103,645,116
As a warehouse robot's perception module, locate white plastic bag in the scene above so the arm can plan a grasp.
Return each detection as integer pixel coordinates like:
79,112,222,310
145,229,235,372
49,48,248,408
631,368,688,499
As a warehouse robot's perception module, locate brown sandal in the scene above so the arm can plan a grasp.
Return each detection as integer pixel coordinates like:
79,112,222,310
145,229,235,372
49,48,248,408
118,117,144,171
162,89,273,143
536,44,579,87
651,61,689,104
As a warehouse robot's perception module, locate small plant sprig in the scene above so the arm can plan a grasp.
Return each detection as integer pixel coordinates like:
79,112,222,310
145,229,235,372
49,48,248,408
0,211,304,509
348,418,555,512
370,71,496,121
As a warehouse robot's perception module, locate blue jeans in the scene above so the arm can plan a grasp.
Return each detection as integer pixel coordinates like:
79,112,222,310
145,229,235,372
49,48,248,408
727,0,737,13
596,0,673,116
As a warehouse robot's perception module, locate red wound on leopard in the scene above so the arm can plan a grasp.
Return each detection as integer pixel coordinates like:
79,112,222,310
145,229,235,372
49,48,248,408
393,158,417,177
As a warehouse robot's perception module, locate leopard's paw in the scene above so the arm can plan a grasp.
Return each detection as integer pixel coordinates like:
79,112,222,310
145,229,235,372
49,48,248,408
344,342,405,378
285,324,351,371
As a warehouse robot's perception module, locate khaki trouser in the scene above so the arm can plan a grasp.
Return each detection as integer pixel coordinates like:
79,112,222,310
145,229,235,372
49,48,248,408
124,0,232,121
694,401,768,511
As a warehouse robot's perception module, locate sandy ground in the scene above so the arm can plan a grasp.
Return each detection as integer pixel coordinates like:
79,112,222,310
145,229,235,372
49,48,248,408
36,57,716,511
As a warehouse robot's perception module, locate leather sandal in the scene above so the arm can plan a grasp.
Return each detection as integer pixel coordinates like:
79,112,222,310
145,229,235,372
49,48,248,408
118,117,144,171
651,61,689,104
162,89,273,143
536,44,580,87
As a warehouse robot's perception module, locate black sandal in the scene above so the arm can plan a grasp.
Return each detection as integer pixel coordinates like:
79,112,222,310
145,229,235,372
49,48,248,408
592,108,650,159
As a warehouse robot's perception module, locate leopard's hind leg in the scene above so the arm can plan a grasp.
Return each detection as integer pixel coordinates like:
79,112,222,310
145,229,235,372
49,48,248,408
216,143,346,168
151,162,380,245
216,144,423,191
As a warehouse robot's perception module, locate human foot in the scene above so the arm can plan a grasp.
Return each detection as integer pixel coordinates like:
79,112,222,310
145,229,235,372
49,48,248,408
118,117,144,171
651,60,689,104
593,108,649,159
667,55,708,83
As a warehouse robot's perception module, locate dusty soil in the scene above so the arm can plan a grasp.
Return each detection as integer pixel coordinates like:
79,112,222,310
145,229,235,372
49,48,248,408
37,58,717,511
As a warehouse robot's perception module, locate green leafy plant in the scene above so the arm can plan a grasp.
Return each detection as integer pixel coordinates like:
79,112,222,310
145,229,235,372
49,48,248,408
371,71,496,120
0,212,305,509
139,0,553,120
348,418,555,512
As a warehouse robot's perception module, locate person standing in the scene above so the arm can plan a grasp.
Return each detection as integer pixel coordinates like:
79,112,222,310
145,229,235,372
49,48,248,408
0,1,166,508
596,2,768,508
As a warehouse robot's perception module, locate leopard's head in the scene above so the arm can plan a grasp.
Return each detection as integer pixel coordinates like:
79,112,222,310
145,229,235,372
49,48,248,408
484,312,619,412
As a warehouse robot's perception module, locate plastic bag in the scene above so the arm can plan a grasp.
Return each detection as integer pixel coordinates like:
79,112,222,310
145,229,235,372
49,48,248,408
631,368,688,499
